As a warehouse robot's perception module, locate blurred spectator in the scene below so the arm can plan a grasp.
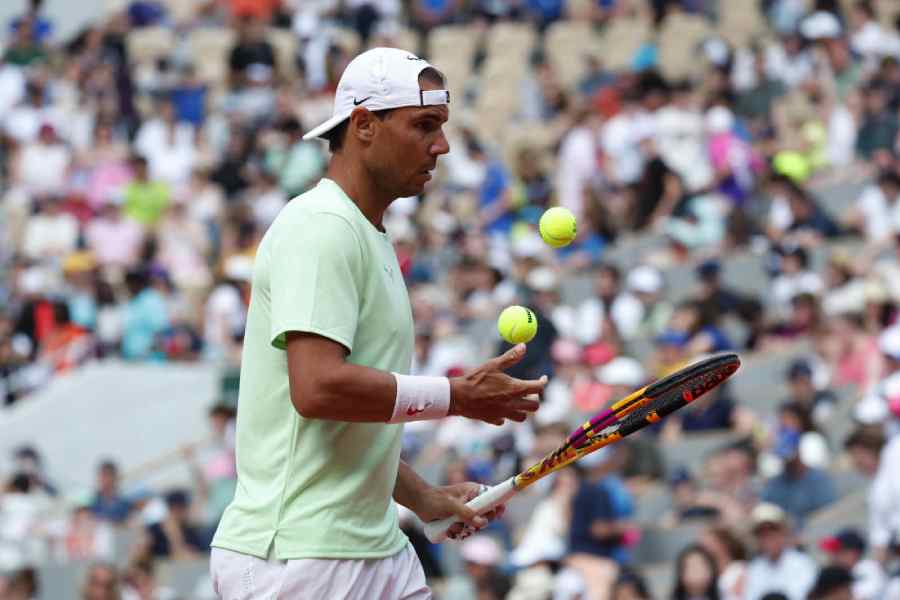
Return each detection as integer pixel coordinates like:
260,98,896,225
122,156,170,228
662,467,722,527
609,567,652,600
2,16,46,67
12,123,71,199
844,424,900,564
0,566,38,600
806,565,854,600
88,460,132,525
855,84,898,161
0,472,48,572
85,202,145,269
781,359,837,426
142,489,207,560
743,502,817,600
11,445,56,497
672,544,720,600
80,562,121,600
228,15,276,89
819,528,886,600
700,526,749,600
181,401,237,531
121,269,170,361
121,557,176,600
844,170,900,258
760,407,836,526
442,534,510,600
567,449,631,565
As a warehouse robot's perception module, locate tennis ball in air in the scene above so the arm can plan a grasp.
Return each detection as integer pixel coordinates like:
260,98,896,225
497,305,538,344
539,207,577,248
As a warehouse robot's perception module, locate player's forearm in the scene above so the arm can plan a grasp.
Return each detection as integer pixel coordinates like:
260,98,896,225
393,460,432,514
291,361,399,422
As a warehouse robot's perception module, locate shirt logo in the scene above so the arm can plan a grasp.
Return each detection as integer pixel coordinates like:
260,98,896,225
352,96,372,106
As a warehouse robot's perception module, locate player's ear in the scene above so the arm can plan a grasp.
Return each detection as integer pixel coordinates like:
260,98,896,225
349,107,378,145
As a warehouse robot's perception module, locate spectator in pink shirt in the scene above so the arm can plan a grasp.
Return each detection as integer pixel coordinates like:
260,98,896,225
85,202,145,269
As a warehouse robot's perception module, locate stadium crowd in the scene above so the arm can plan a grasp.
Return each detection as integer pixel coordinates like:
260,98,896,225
2,0,900,598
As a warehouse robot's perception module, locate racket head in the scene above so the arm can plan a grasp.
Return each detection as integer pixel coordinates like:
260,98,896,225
514,353,741,487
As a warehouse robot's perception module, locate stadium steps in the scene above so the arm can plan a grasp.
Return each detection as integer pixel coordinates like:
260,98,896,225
0,360,218,493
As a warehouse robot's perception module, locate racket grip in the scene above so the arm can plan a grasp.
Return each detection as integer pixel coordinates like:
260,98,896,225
424,477,517,543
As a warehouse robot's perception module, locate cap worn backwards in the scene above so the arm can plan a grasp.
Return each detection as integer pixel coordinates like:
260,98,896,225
303,47,450,141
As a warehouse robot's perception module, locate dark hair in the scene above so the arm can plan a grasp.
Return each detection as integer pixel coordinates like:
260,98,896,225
707,526,748,562
854,0,875,19
9,472,32,493
325,67,446,153
673,545,720,600
612,567,652,599
844,426,886,453
99,459,119,474
877,170,900,189
779,401,816,433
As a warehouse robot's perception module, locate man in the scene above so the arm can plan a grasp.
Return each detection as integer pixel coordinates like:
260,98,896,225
88,460,132,525
743,502,817,600
819,528,886,599
806,566,855,600
761,419,836,527
845,424,900,565
210,47,546,598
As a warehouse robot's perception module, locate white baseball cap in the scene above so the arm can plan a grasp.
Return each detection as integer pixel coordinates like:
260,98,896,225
303,47,450,141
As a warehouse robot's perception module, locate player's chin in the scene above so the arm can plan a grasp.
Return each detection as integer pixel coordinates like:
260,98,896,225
404,172,432,194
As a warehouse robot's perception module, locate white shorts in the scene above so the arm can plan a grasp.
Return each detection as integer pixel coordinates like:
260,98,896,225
209,543,431,600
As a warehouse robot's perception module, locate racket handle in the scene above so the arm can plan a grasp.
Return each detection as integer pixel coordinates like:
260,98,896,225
424,477,517,543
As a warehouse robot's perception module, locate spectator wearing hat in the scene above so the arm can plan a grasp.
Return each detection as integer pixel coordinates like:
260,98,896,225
845,423,900,564
820,528,886,599
806,565,854,600
693,259,762,334
626,265,673,339
782,359,837,426
760,406,836,527
661,466,722,528
743,502,817,600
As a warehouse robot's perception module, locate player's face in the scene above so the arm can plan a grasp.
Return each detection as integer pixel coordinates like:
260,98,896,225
371,81,450,197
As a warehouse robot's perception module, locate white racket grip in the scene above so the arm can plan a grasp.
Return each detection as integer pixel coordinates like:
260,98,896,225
424,477,517,543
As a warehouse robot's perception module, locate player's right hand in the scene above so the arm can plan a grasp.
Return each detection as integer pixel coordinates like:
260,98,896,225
448,343,546,425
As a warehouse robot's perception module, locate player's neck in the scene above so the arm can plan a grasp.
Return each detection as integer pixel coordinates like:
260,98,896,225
326,158,390,231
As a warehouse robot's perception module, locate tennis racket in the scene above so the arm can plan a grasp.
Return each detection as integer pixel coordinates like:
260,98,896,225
424,352,741,543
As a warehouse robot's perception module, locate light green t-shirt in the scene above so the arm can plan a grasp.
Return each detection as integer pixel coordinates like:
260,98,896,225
211,178,414,560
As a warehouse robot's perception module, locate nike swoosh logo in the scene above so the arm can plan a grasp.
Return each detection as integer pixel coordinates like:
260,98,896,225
406,55,423,61
406,402,432,416
353,96,372,106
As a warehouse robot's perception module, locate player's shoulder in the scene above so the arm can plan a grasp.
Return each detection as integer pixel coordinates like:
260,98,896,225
276,179,360,230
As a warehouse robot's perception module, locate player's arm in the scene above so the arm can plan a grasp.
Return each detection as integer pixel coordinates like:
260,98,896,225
392,460,497,531
286,333,545,424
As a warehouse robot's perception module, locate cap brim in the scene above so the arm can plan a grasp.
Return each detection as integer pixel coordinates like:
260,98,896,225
303,113,350,141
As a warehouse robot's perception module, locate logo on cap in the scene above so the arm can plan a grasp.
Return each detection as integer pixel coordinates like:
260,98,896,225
352,96,372,106
406,55,424,61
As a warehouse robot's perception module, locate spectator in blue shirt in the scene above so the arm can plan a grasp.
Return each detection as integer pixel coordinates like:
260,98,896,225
762,426,837,527
89,460,133,525
568,448,629,560
8,0,53,43
121,269,170,361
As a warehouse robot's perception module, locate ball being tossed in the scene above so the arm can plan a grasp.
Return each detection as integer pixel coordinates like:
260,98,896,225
539,207,577,248
497,305,538,344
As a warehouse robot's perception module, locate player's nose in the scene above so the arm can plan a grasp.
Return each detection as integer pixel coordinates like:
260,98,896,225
430,129,450,156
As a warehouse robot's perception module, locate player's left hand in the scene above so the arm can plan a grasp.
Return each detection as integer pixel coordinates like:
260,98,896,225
416,482,505,540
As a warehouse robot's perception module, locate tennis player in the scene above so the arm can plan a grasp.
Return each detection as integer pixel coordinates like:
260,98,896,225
209,47,547,599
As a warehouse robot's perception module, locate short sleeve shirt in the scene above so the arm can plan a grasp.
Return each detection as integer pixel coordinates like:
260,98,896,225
212,178,414,560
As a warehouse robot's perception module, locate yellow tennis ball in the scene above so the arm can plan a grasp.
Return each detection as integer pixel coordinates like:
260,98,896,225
497,305,538,344
539,207,577,248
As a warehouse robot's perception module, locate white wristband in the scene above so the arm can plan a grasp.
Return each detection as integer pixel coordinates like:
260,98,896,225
389,374,451,422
